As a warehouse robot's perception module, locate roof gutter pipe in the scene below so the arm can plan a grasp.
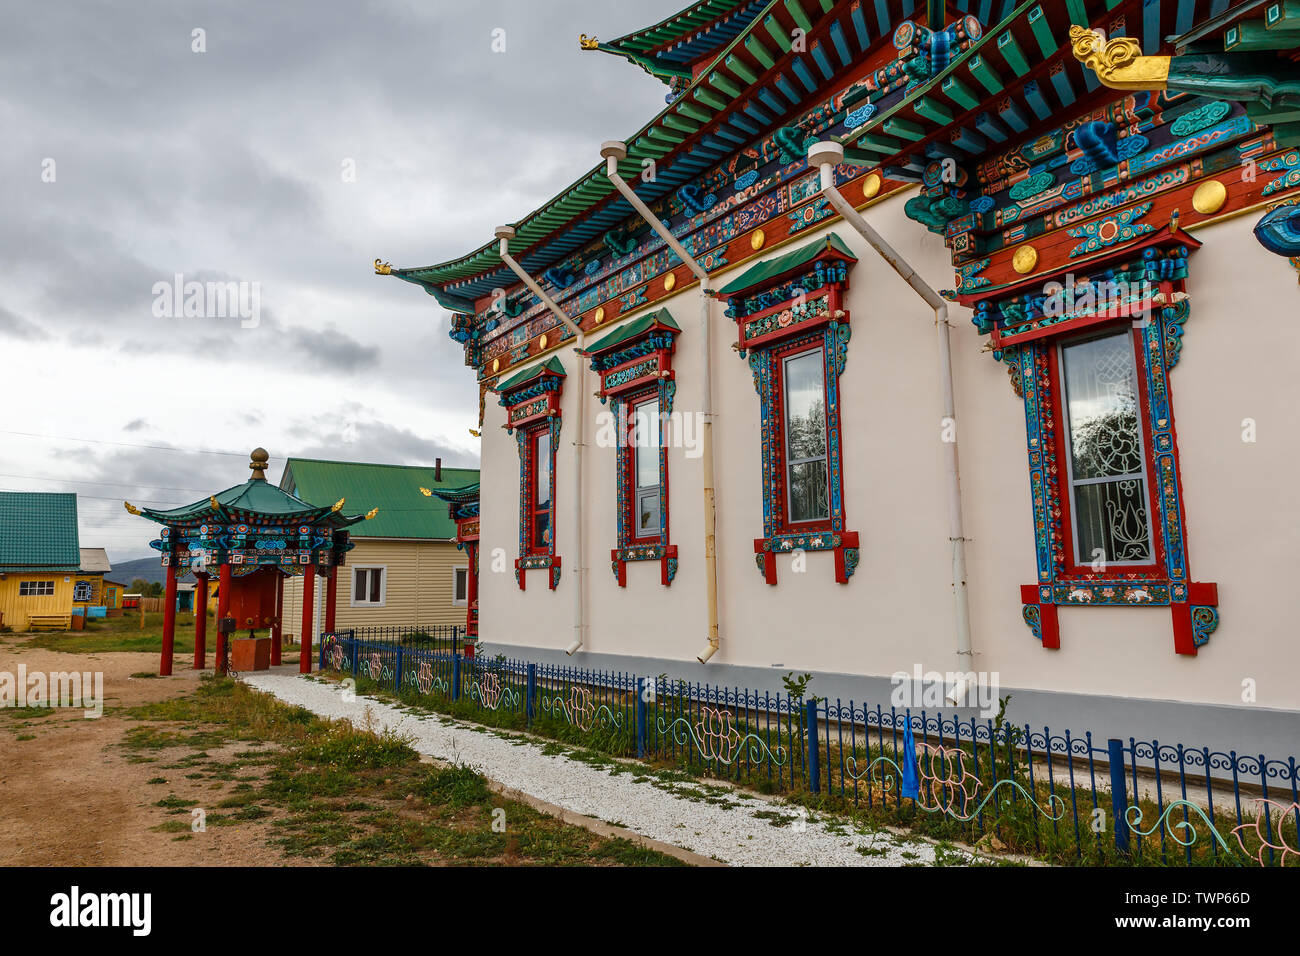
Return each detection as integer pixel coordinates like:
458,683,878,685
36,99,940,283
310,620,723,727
808,141,973,704
600,141,720,665
495,226,587,656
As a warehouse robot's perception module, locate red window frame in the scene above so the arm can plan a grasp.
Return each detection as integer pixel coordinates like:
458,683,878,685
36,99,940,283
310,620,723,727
624,387,663,547
771,336,833,536
523,422,554,558
1045,321,1164,581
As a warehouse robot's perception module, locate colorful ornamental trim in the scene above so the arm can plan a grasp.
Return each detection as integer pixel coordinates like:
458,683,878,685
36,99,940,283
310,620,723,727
500,360,564,591
986,240,1219,657
582,311,681,588
725,235,858,585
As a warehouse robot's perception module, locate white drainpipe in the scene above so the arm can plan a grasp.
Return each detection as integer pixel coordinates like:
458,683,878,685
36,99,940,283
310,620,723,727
808,141,974,702
600,141,721,664
495,226,587,656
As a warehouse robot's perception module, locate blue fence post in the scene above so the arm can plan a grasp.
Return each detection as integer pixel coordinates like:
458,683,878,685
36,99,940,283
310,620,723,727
807,699,821,794
526,663,537,726
452,653,461,702
1108,738,1130,857
350,638,358,680
637,677,648,758
395,648,404,693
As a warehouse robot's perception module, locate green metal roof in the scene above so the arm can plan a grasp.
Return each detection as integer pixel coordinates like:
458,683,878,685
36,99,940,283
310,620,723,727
0,492,81,571
280,459,480,540
495,356,566,393
719,232,856,295
583,308,681,355
138,476,368,528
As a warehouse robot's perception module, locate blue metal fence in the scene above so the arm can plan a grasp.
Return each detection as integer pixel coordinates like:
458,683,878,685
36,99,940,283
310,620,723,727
317,629,1298,866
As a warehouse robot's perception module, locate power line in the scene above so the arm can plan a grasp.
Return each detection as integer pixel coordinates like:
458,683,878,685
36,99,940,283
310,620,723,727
0,430,250,457
0,472,216,495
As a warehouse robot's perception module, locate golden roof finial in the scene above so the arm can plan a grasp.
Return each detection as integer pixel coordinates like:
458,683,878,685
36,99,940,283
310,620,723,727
419,487,433,497
249,447,269,480
579,33,599,50
469,429,481,438
123,501,141,515
365,507,379,520
1068,25,1169,91
331,497,346,512
374,259,392,275
209,496,220,510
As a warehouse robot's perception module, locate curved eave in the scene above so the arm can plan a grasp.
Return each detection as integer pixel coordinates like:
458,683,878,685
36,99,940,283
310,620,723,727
391,0,860,293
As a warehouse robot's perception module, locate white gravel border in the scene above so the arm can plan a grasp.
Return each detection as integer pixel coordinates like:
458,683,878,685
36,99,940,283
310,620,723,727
241,670,958,867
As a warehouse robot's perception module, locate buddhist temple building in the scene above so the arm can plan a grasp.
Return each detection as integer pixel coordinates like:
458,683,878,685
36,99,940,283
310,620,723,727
378,0,1300,754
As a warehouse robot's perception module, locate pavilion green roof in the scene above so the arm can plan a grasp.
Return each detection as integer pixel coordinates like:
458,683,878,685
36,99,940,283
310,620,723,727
138,477,368,528
495,356,566,393
719,232,855,295
0,492,81,571
582,308,681,354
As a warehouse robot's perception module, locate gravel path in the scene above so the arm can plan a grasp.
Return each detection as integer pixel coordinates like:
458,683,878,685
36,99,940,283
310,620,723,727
241,671,954,867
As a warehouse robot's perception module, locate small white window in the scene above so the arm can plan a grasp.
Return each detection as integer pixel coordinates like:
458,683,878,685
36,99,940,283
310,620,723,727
350,566,386,607
19,580,55,597
632,397,662,539
452,566,469,605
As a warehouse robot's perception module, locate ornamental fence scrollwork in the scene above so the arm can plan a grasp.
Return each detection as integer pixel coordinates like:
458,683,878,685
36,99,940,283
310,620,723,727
657,705,787,768
541,685,621,732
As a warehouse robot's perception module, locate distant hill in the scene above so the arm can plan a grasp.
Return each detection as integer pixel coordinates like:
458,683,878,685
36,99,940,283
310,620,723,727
110,556,168,586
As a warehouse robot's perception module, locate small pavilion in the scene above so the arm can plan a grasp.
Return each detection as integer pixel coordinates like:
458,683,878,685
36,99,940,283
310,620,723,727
422,481,480,638
127,448,374,676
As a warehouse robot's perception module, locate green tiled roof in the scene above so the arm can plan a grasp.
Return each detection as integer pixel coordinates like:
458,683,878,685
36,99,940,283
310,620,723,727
280,459,480,541
718,232,856,295
0,492,81,570
496,356,566,393
583,308,680,355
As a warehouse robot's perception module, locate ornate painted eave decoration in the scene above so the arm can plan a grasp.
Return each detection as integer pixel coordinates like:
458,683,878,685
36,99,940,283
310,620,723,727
578,0,768,89
1070,24,1300,144
384,0,951,386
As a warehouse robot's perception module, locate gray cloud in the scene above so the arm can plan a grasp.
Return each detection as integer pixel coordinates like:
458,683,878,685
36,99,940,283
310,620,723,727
0,0,686,555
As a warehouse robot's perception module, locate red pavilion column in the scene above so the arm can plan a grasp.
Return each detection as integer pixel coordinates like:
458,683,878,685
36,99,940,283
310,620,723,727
160,562,178,676
271,572,283,666
193,572,209,669
325,568,338,634
466,543,478,637
300,564,316,674
216,562,232,676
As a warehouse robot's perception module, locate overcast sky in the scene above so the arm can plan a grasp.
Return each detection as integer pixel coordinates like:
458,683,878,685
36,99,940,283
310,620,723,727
1,0,685,562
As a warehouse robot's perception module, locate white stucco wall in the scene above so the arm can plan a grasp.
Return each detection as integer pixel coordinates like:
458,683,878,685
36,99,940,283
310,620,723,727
476,193,1300,713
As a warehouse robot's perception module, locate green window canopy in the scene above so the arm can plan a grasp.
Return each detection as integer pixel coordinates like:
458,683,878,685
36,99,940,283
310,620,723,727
495,356,567,393
718,232,857,296
581,308,681,356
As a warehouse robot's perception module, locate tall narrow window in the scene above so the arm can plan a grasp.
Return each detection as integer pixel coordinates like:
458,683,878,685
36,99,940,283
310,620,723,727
721,232,858,585
529,428,552,555
782,348,829,525
1059,331,1153,566
632,397,661,540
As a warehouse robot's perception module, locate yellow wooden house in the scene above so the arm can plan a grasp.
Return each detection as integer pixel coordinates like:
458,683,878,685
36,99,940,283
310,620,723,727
0,492,81,631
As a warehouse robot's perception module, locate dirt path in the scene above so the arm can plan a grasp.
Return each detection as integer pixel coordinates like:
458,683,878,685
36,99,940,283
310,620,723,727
0,636,286,866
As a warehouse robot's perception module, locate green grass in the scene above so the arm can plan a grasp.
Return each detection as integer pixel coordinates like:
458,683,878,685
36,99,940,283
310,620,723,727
122,675,684,867
15,609,308,658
